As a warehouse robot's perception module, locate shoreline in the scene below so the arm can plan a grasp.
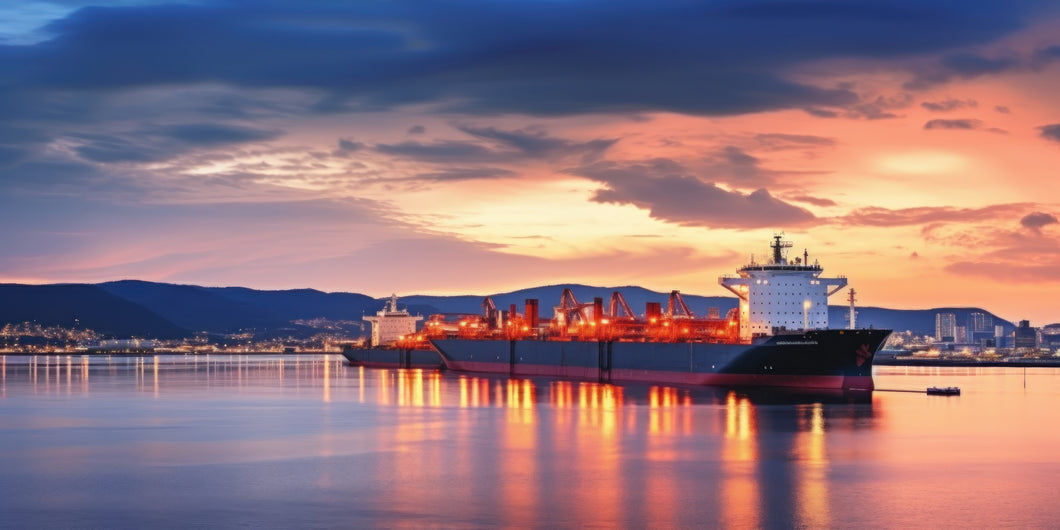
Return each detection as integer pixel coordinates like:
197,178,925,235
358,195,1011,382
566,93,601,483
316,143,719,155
875,357,1060,368
0,351,333,356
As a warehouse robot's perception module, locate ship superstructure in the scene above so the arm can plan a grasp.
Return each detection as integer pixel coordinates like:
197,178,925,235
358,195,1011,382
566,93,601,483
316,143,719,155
719,234,847,341
363,294,423,347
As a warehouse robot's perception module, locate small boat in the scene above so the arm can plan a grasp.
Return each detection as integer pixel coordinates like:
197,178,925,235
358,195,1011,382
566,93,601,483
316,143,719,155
927,386,961,395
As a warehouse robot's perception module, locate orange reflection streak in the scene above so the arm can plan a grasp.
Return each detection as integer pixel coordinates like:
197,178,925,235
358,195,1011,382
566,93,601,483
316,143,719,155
649,386,682,435
358,366,365,403
551,380,574,408
522,379,533,409
573,382,625,525
501,378,538,525
644,385,689,523
506,379,536,424
377,369,390,405
153,356,159,398
720,391,760,528
428,371,442,407
385,377,436,520
408,370,424,407
793,403,830,528
458,376,496,408
603,385,622,437
550,380,574,427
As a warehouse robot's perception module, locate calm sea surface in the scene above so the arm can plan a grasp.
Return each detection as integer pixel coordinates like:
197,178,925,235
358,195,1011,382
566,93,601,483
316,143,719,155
2,355,1058,528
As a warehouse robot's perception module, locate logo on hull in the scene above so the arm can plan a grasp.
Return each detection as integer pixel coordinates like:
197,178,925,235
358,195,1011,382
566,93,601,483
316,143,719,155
855,344,872,366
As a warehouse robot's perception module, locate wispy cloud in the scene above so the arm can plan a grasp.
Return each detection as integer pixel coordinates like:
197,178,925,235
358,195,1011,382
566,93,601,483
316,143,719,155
924,118,983,130
837,204,1032,227
568,159,817,228
921,98,978,112
1039,124,1060,143
1021,211,1058,232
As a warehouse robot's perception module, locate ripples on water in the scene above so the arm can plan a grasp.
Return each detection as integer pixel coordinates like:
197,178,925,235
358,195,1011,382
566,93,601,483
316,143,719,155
1,355,1058,528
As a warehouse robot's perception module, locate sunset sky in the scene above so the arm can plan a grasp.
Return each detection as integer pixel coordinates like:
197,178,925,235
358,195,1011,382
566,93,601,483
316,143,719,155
2,0,1059,324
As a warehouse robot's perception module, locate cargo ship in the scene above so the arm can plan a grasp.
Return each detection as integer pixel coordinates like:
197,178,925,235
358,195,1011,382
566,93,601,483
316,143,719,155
422,235,890,391
342,294,443,368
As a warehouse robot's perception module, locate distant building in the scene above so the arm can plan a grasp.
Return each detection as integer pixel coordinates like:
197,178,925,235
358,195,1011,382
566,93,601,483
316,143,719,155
1013,320,1037,349
969,312,992,333
995,324,1008,348
86,339,156,353
936,313,956,342
1041,324,1060,350
955,325,967,343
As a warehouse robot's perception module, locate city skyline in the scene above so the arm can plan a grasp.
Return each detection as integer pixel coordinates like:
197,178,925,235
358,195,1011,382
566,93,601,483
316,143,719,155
2,1,1060,325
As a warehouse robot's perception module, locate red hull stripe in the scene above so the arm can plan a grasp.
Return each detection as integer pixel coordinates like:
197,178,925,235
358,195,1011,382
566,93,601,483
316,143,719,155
442,360,874,391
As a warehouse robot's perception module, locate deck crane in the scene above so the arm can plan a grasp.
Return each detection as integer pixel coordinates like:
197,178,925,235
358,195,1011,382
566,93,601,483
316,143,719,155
608,291,637,321
481,296,500,329
667,290,695,319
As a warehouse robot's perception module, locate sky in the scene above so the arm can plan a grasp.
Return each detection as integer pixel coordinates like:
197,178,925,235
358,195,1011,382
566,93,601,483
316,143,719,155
1,0,1060,325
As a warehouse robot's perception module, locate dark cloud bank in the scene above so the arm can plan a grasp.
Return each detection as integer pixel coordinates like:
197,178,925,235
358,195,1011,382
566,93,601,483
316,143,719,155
0,0,1046,124
0,0,1054,225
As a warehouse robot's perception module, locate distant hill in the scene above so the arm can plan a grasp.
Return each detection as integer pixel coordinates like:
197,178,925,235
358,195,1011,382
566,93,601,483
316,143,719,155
0,280,1021,339
829,306,1016,337
98,281,432,334
0,283,187,338
100,280,285,332
203,286,382,321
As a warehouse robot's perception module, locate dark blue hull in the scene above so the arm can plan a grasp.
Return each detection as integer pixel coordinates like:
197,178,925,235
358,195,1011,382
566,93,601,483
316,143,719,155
341,347,443,369
430,329,889,390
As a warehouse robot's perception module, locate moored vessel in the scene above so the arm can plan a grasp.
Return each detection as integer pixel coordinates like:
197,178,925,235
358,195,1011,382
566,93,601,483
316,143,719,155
342,294,442,368
423,234,890,391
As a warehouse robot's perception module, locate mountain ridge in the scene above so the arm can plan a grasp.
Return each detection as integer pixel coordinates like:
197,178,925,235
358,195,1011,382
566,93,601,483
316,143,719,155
1,281,1019,339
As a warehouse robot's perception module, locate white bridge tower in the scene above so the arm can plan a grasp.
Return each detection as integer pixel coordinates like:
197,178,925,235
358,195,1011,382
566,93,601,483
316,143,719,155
719,234,847,340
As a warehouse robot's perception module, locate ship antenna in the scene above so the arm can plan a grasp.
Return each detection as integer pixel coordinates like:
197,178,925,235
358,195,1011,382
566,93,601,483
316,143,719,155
770,232,793,264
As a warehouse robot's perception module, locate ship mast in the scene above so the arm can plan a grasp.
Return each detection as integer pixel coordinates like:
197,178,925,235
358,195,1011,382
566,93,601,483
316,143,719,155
771,233,793,264
847,288,857,330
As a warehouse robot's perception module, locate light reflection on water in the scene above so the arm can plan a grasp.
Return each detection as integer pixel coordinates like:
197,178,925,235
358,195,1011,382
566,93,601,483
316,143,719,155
1,355,1059,527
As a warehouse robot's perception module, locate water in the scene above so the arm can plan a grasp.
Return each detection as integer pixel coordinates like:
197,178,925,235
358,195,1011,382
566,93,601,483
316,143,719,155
2,355,1058,528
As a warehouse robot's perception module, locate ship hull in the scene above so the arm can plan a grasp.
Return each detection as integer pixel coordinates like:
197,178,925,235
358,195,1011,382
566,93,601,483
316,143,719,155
341,347,443,369
429,329,888,390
